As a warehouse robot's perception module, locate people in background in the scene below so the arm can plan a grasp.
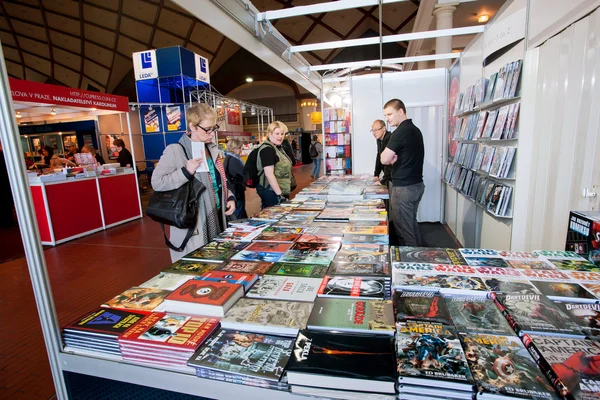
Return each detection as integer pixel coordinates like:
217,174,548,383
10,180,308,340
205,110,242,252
63,141,79,163
224,138,247,220
310,134,323,180
29,145,75,169
256,121,293,208
112,139,133,168
372,119,392,187
380,99,425,247
152,103,235,262
281,133,296,165
81,145,105,165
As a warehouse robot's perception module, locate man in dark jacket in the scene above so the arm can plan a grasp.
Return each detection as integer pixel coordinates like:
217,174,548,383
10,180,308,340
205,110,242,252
372,119,392,186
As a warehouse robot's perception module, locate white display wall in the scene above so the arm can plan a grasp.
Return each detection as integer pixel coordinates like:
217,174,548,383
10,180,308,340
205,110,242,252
350,69,447,222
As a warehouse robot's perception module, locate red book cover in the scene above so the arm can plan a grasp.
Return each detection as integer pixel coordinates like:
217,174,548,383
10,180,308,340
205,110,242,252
119,312,219,350
165,280,241,306
244,242,293,253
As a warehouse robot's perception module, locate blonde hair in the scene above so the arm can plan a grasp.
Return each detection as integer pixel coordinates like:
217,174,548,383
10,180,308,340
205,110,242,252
187,103,218,128
82,144,96,153
227,138,242,151
267,121,288,136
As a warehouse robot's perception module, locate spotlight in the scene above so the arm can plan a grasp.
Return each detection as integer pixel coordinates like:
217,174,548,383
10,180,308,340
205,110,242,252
251,107,256,115
130,104,136,111
15,112,22,119
478,14,489,23
148,105,153,111
246,77,253,83
50,108,56,115
241,104,247,113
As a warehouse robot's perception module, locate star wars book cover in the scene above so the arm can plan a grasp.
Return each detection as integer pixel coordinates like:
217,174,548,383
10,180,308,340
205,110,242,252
460,333,557,399
491,292,583,337
483,277,541,295
393,247,454,264
522,334,600,400
507,260,557,270
392,273,487,294
395,320,474,389
446,295,513,335
188,329,294,382
464,257,510,268
546,259,600,273
393,292,452,324
554,302,600,339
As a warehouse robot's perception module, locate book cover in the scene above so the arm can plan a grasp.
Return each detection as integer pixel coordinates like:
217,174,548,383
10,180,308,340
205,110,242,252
460,332,556,399
522,334,600,399
285,330,396,392
327,261,391,277
252,231,302,243
395,321,474,388
243,242,293,253
215,229,260,242
165,280,241,307
529,281,598,302
393,292,451,324
334,247,389,264
221,298,313,336
296,234,343,244
475,266,523,279
64,308,148,337
547,259,600,272
139,273,194,291
507,260,556,270
491,292,583,337
554,302,600,339
343,226,388,235
533,250,587,260
162,260,221,276
230,251,284,263
290,242,340,253
483,277,541,294
266,263,329,278
307,298,395,335
246,276,321,302
215,261,273,275
181,248,238,263
342,234,388,244
393,273,487,293
394,246,454,264
317,276,387,299
464,256,510,268
446,295,513,335
196,271,258,291
103,287,171,311
198,240,250,251
278,249,336,265
583,283,600,297
519,269,572,282
119,313,219,350
568,271,600,284
188,328,294,382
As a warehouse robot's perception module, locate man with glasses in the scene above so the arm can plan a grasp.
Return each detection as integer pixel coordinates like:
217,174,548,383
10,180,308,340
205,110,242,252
371,119,392,186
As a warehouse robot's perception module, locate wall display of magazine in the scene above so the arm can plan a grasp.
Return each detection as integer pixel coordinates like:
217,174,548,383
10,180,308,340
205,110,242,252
323,107,352,175
444,59,523,221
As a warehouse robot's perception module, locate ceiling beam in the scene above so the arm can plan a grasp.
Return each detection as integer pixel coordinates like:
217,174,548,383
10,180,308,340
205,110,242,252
78,0,85,88
257,0,409,21
106,0,123,92
0,1,26,79
309,52,459,71
36,0,54,79
290,26,484,53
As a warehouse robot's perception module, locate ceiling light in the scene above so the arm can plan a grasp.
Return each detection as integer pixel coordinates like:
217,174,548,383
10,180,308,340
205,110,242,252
130,105,136,111
50,108,56,115
241,104,247,113
15,112,22,119
478,14,489,23
251,107,256,115
246,77,253,83
148,105,153,111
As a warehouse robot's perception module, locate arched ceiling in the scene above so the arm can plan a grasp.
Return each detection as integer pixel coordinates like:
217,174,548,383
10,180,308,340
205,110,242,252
0,0,506,99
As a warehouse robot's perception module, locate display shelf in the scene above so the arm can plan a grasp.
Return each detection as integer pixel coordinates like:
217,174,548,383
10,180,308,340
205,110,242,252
443,179,513,221
453,108,479,118
450,162,515,182
60,352,300,400
478,96,521,111
477,137,519,143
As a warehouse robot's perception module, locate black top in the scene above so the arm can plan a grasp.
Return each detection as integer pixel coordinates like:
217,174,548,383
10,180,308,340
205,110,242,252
95,153,106,165
117,147,133,168
225,154,245,200
386,119,424,186
259,144,280,167
374,130,392,185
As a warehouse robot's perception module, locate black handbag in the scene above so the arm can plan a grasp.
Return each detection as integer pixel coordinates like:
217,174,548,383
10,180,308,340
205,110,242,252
146,143,206,252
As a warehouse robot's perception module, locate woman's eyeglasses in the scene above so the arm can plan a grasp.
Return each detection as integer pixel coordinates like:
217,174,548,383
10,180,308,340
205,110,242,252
197,124,220,133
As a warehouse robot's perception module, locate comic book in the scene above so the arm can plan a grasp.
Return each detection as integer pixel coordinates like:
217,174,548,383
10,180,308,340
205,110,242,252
507,260,556,270
139,273,194,291
334,244,389,264
243,242,293,253
307,298,395,335
546,259,600,273
215,261,273,275
327,261,391,278
289,241,340,253
460,333,557,399
392,247,454,265
554,302,600,339
162,260,221,276
395,321,474,390
446,295,513,335
529,280,598,303
181,247,238,263
199,240,250,251
317,276,387,299
278,249,337,265
102,287,171,312
392,273,488,296
230,251,284,263
246,276,321,302
483,277,541,295
393,291,451,324
266,263,329,278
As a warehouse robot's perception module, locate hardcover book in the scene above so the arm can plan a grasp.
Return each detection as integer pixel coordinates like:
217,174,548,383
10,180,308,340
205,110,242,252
162,260,221,276
334,245,389,264
196,271,258,292
521,334,600,400
483,277,541,294
162,280,243,317
317,276,387,299
278,249,336,265
243,242,293,253
460,332,557,399
507,260,556,270
181,247,238,263
327,261,391,277
215,261,273,275
307,297,395,335
464,257,510,268
139,273,194,291
295,234,343,244
246,275,321,302
220,298,313,336
188,328,294,382
393,291,451,324
342,234,388,244
289,241,340,253
547,259,599,272
395,321,474,390
529,280,598,302
285,330,396,394
266,263,329,278
230,250,284,263
446,295,513,335
392,246,454,265
554,302,600,339
64,307,148,338
103,287,171,312
392,273,487,295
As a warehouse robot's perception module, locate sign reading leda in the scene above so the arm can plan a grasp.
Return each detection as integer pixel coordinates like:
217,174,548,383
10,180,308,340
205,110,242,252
195,54,210,84
133,50,158,81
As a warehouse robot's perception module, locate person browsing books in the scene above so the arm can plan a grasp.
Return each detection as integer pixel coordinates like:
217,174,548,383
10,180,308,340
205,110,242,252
380,99,425,246
152,103,236,262
371,119,392,186
224,139,247,220
29,145,75,169
112,139,133,168
63,141,79,163
257,121,293,208
310,134,323,179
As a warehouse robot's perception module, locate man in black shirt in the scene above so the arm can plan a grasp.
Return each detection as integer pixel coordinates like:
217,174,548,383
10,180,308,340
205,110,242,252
371,119,392,186
380,99,425,246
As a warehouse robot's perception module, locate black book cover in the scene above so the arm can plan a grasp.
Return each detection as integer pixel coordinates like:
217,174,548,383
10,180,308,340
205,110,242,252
286,329,396,383
393,291,451,324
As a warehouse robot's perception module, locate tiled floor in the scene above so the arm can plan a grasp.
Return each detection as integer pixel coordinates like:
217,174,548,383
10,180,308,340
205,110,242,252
0,162,318,400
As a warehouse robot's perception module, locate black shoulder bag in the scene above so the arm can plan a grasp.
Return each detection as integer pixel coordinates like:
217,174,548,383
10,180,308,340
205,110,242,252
146,143,206,251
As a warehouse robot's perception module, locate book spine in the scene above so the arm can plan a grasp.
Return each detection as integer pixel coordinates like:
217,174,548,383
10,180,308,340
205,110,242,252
521,334,569,397
489,292,522,336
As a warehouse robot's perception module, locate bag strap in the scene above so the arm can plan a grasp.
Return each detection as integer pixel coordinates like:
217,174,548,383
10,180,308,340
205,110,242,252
176,142,191,160
160,223,195,252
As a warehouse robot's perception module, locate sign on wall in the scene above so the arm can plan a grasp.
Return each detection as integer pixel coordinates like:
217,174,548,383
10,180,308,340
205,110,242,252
162,104,187,132
483,7,526,59
195,54,210,84
133,50,159,81
140,106,163,134
310,112,322,125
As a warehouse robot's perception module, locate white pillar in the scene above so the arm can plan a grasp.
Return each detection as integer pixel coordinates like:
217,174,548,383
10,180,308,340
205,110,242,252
433,5,456,69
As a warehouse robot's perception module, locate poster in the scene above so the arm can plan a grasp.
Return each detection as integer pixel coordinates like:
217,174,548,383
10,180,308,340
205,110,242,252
447,60,461,161
227,108,240,126
140,106,163,134
162,104,186,132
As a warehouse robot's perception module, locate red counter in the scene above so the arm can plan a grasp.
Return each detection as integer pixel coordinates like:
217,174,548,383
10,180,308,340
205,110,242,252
30,172,142,245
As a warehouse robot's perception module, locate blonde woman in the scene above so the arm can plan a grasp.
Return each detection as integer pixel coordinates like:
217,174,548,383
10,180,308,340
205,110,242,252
256,121,293,208
152,103,236,262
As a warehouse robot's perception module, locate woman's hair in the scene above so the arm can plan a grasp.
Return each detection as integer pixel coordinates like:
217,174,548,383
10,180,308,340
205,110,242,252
187,103,218,128
226,138,242,152
113,139,125,148
267,121,288,136
41,145,54,164
82,144,96,153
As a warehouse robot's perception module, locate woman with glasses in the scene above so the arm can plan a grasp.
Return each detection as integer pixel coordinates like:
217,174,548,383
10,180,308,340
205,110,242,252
152,103,236,262
256,121,293,208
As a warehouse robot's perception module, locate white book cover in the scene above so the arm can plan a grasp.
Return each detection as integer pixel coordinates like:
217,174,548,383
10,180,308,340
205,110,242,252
491,106,509,140
500,186,512,216
191,142,209,173
139,273,194,291
246,276,322,302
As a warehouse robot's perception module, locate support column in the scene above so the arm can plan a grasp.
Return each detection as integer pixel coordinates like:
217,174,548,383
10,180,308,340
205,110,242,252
433,5,457,69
